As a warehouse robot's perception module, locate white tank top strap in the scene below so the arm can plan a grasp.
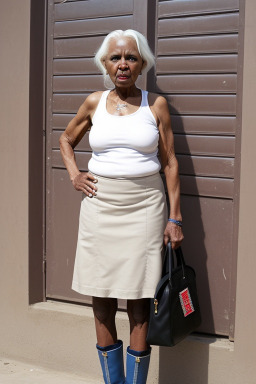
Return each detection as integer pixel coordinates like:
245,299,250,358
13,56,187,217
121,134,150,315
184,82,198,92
141,90,149,107
92,90,110,123
102,90,110,103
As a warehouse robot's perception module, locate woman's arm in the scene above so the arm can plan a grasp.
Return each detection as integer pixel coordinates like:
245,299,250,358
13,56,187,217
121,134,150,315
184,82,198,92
59,92,101,196
152,95,184,248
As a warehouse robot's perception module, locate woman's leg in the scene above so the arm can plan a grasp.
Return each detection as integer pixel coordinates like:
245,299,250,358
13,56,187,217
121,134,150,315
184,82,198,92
126,299,151,384
93,296,118,347
127,298,150,351
93,297,125,384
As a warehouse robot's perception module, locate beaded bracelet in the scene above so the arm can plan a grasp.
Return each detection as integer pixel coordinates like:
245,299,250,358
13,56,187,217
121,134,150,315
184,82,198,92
168,218,183,227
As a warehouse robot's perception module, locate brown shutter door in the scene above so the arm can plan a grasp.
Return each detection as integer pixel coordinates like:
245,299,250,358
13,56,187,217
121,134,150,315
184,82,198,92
46,0,135,304
155,0,240,336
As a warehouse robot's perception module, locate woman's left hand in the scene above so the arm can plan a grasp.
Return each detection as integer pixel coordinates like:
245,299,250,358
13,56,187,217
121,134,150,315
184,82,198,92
163,221,184,249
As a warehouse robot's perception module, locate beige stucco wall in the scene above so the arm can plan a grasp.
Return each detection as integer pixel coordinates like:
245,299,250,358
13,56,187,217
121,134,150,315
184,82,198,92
0,1,256,383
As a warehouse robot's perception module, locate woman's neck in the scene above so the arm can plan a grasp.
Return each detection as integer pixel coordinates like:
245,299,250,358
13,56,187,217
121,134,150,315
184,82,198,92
112,86,140,101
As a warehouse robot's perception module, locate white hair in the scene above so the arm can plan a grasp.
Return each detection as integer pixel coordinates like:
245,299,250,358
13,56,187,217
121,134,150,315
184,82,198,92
94,30,155,88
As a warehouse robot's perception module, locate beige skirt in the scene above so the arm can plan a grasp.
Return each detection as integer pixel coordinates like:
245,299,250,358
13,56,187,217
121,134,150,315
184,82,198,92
72,172,167,299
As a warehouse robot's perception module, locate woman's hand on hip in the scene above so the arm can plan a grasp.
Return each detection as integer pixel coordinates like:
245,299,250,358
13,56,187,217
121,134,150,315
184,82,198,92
163,221,184,249
72,172,98,197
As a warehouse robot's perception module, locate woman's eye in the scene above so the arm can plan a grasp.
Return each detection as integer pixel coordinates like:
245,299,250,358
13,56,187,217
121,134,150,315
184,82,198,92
127,56,137,61
110,56,120,61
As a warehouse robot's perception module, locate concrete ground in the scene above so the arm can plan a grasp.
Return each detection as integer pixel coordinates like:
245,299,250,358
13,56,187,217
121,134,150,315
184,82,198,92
0,357,99,384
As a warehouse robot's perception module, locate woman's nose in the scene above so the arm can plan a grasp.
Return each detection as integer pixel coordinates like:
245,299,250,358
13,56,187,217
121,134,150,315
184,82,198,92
119,58,128,69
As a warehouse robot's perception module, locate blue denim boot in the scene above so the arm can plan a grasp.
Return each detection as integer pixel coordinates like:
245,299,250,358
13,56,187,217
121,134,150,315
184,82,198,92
125,346,151,384
96,340,125,384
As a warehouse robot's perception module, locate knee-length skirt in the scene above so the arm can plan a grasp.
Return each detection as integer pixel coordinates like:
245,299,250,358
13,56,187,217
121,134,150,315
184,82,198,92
72,172,167,299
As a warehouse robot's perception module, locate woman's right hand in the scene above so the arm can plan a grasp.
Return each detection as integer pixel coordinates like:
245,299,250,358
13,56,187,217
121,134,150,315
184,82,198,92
72,172,98,197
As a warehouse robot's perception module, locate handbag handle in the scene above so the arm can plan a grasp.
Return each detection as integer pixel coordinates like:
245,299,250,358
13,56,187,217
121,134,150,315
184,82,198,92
165,243,186,286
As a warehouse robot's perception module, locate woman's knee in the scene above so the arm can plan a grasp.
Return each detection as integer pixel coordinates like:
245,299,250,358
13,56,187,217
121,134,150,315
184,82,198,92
127,298,150,325
93,297,118,324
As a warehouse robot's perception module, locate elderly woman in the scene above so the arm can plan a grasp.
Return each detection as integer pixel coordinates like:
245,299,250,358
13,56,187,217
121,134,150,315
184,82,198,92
60,29,184,384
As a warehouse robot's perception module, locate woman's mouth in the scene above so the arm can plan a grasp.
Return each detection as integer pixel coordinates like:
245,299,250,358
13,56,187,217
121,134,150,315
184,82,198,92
117,74,129,80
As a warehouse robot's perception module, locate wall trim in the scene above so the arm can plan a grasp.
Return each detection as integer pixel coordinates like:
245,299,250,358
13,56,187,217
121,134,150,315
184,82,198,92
29,0,47,304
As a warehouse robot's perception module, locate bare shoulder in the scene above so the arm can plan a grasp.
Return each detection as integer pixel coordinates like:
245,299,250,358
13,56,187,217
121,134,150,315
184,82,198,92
148,92,168,109
83,91,104,110
75,91,104,121
147,92,170,126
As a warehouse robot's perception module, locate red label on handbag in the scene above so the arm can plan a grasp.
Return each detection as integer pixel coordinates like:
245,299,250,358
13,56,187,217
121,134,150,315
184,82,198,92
179,288,195,317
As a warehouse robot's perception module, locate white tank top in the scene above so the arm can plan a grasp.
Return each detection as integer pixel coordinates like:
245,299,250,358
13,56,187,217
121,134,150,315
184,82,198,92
88,89,161,178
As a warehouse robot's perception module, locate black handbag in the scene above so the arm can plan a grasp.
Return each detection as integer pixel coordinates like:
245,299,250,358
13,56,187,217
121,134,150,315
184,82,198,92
146,243,201,347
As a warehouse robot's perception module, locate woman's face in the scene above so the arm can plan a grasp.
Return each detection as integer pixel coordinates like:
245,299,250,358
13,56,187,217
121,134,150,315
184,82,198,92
103,37,144,88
